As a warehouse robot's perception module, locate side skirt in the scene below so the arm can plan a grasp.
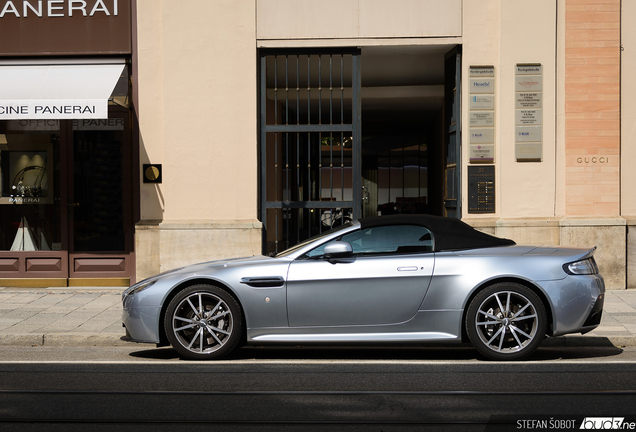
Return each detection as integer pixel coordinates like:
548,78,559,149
247,310,463,343
251,331,459,343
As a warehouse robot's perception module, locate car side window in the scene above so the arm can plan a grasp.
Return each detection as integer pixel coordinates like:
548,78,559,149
305,224,433,258
341,225,433,255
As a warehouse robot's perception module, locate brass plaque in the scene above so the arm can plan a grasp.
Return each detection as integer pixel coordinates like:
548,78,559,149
143,164,162,183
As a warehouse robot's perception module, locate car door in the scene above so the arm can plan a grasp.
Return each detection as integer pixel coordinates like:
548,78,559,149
286,224,435,327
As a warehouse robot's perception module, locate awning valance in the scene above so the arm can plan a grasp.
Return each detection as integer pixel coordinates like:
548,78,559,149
0,59,126,120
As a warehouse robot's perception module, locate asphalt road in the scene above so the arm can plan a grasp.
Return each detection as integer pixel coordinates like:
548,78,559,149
1,345,636,431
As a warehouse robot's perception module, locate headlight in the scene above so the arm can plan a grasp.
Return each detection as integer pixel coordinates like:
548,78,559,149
122,279,157,299
122,267,185,299
563,257,599,275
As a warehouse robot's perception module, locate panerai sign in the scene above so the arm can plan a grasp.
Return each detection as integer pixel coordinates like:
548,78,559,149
0,0,131,55
1,104,95,115
0,103,99,118
0,0,119,17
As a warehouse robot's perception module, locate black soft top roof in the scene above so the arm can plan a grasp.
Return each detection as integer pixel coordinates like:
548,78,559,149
358,214,515,251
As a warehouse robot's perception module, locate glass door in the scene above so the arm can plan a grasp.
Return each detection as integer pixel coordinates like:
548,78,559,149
67,109,133,282
0,110,134,285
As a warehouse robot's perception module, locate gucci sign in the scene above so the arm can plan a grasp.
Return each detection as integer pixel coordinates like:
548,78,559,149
576,156,609,164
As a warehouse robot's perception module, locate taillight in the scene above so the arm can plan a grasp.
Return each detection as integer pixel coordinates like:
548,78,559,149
563,257,599,275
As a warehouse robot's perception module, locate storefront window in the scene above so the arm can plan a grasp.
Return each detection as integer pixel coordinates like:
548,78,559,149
0,121,61,251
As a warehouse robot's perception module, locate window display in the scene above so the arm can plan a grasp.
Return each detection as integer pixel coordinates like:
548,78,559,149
3,150,49,201
1,135,54,205
0,129,60,252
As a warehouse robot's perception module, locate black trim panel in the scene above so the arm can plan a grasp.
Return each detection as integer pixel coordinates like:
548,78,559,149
240,276,285,288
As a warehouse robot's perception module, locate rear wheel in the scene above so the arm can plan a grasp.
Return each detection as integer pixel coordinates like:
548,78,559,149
165,284,243,360
466,283,547,361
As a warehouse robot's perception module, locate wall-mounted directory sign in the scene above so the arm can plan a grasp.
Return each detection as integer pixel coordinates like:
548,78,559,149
515,64,543,162
468,165,495,213
469,66,495,164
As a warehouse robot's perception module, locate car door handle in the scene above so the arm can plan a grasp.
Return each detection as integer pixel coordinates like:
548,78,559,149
397,266,418,272
240,276,285,287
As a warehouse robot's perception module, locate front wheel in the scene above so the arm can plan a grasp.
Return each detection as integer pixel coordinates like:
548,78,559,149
165,284,243,360
466,283,547,361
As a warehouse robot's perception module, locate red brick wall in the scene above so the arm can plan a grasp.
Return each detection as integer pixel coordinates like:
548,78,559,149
565,0,620,216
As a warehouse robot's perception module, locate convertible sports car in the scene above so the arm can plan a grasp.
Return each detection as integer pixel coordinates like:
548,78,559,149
122,214,605,361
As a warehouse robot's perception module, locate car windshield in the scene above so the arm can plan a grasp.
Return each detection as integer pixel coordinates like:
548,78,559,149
274,222,354,258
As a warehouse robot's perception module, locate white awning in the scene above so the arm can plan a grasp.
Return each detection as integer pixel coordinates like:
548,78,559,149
0,59,126,120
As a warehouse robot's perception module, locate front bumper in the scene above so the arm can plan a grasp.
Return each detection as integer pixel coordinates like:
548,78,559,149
122,293,162,344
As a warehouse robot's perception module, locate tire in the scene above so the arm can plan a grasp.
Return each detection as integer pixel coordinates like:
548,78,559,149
165,284,243,360
466,283,547,361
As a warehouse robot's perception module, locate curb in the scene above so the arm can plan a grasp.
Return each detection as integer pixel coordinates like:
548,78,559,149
0,333,137,347
0,334,634,348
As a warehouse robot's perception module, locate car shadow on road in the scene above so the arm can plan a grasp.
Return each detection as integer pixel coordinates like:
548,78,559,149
529,345,624,361
128,342,624,362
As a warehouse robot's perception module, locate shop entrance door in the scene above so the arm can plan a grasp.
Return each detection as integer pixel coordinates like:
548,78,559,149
66,109,134,284
0,109,134,286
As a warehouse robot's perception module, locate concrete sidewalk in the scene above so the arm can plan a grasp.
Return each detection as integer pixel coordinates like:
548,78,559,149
0,287,635,348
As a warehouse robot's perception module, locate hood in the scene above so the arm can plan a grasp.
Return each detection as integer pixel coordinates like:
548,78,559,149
171,255,279,275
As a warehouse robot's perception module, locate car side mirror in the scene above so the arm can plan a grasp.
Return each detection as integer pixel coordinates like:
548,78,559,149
324,241,353,262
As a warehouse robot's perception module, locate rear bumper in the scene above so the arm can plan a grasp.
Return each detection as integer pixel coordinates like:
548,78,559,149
542,274,605,337
580,292,604,334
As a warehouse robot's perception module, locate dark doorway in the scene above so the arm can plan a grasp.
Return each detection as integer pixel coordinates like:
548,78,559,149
259,45,461,255
360,45,454,219
68,109,134,281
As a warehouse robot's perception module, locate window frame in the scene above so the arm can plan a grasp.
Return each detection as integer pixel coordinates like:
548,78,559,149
302,224,434,259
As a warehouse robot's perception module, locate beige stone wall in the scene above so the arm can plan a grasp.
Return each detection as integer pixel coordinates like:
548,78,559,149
559,218,626,290
627,220,636,289
466,217,626,290
498,0,558,219
462,0,559,219
256,0,461,40
495,219,561,247
623,1,636,288
134,0,260,281
135,220,263,281
623,1,636,216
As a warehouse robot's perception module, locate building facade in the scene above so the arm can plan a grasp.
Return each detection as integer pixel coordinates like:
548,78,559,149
0,0,135,286
1,0,634,290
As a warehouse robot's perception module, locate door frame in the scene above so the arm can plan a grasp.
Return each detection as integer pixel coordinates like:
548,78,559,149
67,107,135,284
443,46,462,219
0,107,135,287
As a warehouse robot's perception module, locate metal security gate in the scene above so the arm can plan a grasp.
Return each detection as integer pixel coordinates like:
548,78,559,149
259,49,361,255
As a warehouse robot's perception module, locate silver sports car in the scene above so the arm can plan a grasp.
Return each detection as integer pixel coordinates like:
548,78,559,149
122,215,605,361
